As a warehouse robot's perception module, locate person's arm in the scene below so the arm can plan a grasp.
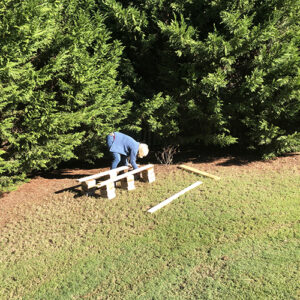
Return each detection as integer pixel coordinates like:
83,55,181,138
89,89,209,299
130,151,138,169
106,134,114,149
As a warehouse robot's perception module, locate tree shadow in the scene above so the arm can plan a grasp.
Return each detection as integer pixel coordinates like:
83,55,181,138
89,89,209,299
174,150,300,167
171,149,259,166
215,156,259,166
144,149,222,165
35,150,300,198
279,152,300,158
35,157,112,180
41,169,109,180
215,151,300,166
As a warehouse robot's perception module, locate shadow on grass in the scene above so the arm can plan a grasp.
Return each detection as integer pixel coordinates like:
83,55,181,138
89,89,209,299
54,184,106,199
54,184,82,196
55,182,140,199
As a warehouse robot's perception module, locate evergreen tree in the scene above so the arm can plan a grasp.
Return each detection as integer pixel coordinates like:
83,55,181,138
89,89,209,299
1,0,299,191
101,0,300,156
0,0,130,190
158,0,300,157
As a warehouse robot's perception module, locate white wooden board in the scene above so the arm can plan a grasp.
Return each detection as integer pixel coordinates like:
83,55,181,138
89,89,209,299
148,181,202,213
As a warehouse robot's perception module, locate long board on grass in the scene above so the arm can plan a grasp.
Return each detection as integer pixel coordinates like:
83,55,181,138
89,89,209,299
178,164,220,180
148,181,202,213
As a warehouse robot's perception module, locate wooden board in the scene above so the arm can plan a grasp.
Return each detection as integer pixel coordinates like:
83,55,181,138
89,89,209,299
147,181,202,213
178,165,220,180
96,164,154,188
77,165,129,183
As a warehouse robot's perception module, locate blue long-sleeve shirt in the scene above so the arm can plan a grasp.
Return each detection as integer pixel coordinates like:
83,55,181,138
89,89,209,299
106,132,140,169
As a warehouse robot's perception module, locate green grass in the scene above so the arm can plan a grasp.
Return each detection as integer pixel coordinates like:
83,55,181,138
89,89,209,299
0,165,299,299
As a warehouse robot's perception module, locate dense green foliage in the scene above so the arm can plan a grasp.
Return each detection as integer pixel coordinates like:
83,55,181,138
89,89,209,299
0,0,130,189
1,0,300,190
102,0,300,155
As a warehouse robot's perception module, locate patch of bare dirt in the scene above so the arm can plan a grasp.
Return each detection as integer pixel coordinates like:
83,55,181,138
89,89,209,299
0,167,110,229
0,153,299,230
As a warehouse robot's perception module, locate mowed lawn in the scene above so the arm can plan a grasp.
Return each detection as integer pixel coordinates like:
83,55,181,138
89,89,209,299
0,160,299,299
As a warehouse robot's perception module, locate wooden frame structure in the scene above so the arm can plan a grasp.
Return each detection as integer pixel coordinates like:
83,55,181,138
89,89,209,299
77,166,129,195
77,164,155,199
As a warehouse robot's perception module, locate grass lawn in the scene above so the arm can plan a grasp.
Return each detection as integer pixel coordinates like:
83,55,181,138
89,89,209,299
0,162,299,299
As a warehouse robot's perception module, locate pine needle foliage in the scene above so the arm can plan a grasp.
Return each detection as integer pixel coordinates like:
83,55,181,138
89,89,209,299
0,0,130,190
101,0,300,156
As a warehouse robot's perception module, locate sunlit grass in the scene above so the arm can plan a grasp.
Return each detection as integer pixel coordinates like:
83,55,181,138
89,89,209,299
0,165,299,299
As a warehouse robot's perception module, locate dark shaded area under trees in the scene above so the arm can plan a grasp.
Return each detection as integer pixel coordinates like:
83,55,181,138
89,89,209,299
1,0,299,191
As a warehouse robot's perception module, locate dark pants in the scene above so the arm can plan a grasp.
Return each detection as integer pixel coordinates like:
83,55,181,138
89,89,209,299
111,152,128,169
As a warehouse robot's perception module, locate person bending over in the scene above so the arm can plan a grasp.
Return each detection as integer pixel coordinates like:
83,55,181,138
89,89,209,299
106,132,149,169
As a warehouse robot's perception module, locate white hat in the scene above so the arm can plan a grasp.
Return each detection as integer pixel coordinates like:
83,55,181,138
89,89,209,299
138,143,149,158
